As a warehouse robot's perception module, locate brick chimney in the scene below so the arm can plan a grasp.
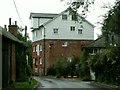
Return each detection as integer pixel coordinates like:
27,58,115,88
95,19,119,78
8,18,18,36
4,25,7,31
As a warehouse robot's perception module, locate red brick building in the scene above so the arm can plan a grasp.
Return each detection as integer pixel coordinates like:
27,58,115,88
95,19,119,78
30,8,94,76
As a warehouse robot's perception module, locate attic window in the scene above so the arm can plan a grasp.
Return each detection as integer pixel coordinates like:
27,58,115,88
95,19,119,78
78,29,82,34
62,14,67,20
72,15,76,21
53,28,58,34
70,26,75,31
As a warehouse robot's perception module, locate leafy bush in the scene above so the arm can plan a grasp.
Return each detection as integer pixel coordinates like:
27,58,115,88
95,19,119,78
47,66,56,76
89,46,120,85
79,50,91,81
54,56,67,78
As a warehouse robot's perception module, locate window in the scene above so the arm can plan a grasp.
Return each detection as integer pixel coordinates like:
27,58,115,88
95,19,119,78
36,45,39,55
78,29,82,34
40,58,42,64
62,42,68,47
39,44,42,51
62,14,67,20
70,26,75,31
53,28,58,34
33,46,35,52
33,58,35,64
35,58,38,67
49,43,53,48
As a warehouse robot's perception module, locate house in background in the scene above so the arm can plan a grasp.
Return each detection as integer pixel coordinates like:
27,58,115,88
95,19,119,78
30,7,94,76
84,37,106,55
84,35,120,55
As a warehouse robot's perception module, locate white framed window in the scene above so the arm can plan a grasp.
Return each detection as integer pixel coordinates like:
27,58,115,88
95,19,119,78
62,42,68,47
33,58,35,64
62,14,67,20
40,58,42,64
33,46,35,52
70,26,75,31
36,45,39,55
39,44,42,51
78,29,82,34
53,28,58,34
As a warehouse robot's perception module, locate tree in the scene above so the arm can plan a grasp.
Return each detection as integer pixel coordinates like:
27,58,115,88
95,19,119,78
102,1,120,46
61,0,95,23
16,27,32,82
79,50,91,80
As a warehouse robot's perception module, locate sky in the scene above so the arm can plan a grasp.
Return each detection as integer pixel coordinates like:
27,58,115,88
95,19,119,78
0,0,116,40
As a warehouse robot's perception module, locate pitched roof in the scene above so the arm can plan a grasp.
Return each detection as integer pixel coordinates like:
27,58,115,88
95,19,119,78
85,37,106,48
29,13,59,19
30,7,94,31
40,7,94,28
0,26,21,43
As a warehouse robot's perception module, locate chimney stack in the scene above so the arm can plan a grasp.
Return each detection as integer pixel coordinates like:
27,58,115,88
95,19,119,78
9,18,11,25
4,25,7,31
8,18,18,36
15,21,17,25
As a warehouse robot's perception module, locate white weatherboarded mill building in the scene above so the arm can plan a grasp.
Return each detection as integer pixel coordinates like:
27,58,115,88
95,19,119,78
30,7,94,76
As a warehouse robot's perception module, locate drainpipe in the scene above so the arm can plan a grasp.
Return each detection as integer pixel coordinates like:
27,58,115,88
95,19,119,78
43,26,46,76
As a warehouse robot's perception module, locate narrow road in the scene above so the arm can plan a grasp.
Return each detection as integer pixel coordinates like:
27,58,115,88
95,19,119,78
34,76,111,90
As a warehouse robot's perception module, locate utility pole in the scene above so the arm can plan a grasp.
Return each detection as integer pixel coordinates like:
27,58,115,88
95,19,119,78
25,26,27,41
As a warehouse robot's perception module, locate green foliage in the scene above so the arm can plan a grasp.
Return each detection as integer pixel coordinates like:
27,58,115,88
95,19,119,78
14,79,37,88
47,66,56,76
54,56,67,78
89,46,120,85
26,65,32,76
102,1,120,46
50,56,80,78
79,50,91,81
16,27,32,82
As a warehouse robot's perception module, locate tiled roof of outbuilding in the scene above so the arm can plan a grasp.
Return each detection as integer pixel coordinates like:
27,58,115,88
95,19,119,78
0,26,21,43
85,37,106,48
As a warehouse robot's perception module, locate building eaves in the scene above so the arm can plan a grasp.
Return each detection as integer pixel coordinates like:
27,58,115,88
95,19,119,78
29,13,59,19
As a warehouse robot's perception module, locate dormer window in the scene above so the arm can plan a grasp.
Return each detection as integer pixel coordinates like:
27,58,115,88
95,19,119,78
62,14,67,20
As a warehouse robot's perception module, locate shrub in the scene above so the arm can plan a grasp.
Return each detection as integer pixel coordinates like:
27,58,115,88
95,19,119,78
79,50,91,81
54,56,67,78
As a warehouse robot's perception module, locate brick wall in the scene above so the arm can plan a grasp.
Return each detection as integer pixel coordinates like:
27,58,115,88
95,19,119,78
32,39,91,76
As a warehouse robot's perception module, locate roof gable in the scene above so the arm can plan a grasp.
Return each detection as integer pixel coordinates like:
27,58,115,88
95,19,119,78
40,7,94,28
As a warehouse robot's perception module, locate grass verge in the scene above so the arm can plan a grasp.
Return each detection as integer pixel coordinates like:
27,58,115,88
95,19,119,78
14,79,38,88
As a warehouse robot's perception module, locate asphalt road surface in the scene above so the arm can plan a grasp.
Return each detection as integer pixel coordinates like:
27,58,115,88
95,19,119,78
34,76,112,90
